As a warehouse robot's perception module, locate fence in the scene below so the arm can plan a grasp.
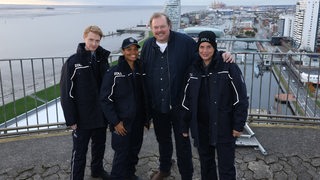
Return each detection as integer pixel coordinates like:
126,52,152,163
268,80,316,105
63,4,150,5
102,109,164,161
1,52,320,137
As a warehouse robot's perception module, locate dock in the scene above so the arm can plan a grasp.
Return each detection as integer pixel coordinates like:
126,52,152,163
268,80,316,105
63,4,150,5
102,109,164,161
275,93,296,103
116,25,148,34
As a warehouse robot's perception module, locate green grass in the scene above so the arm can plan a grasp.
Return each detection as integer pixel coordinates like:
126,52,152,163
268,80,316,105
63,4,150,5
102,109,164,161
0,84,61,124
36,84,60,101
0,96,44,124
111,61,118,66
273,65,289,92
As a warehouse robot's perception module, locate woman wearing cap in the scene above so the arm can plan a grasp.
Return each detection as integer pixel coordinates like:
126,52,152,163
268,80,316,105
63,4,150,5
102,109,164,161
180,31,249,180
100,37,148,180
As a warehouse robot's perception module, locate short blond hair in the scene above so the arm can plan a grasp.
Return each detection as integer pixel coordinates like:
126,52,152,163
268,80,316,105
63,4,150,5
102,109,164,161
83,25,103,39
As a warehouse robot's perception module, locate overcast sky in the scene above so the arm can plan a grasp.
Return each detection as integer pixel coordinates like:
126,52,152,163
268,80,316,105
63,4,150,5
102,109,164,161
0,0,297,6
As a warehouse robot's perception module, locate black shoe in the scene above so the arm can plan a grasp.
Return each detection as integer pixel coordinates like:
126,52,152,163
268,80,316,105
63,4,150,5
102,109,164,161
150,170,171,180
131,174,142,180
91,170,110,180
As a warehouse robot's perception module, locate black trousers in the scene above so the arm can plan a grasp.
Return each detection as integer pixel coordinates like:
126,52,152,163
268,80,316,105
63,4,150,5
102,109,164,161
110,118,144,179
152,108,193,180
70,127,107,180
197,124,236,180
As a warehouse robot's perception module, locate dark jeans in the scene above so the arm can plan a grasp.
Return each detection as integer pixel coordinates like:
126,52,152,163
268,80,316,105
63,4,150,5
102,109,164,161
70,127,107,180
152,108,193,180
110,118,144,179
197,125,236,180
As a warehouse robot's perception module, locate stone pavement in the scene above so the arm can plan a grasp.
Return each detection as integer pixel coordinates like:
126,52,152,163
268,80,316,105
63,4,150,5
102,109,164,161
0,124,320,180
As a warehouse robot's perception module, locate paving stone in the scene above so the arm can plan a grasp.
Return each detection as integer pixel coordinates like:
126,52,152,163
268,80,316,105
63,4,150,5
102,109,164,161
4,168,19,179
239,162,248,171
307,169,320,179
243,170,254,179
274,171,288,180
299,154,311,162
279,159,292,172
235,156,244,164
302,161,317,172
17,166,35,174
32,174,43,180
60,163,70,171
0,168,11,175
288,156,303,166
270,163,283,172
296,171,313,180
16,170,35,179
279,156,288,162
243,153,257,162
33,165,46,175
265,154,279,164
311,157,320,167
248,160,273,179
286,170,298,180
255,151,266,161
291,161,308,175
42,165,60,177
43,173,60,180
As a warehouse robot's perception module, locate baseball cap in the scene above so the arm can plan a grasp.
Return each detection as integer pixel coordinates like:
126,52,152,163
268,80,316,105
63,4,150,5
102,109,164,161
121,37,140,49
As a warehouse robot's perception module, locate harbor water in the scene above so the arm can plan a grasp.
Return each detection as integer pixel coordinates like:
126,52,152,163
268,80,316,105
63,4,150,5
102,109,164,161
0,5,205,59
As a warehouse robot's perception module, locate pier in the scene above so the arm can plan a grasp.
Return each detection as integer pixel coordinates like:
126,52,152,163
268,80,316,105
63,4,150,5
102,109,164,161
275,93,296,103
116,25,148,34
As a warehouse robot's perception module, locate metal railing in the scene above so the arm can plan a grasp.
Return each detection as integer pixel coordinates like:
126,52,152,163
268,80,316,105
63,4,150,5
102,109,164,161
1,52,320,137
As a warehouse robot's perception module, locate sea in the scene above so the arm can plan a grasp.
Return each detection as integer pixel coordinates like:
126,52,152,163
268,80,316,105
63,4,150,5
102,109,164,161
0,5,206,59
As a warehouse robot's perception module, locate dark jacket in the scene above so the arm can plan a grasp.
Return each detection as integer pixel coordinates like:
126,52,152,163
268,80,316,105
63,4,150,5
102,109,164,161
100,56,148,132
181,53,249,147
140,30,197,114
60,43,110,129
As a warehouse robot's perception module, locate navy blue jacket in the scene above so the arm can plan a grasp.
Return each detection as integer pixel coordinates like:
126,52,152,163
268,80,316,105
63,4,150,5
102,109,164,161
60,43,110,129
181,53,249,146
140,30,197,114
100,56,148,132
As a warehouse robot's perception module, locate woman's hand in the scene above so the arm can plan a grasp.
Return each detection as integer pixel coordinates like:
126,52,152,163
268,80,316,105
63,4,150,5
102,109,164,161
114,121,127,136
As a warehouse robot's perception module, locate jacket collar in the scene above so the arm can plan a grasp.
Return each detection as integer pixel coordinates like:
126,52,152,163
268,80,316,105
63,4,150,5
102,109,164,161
117,56,141,74
151,30,175,48
76,43,111,64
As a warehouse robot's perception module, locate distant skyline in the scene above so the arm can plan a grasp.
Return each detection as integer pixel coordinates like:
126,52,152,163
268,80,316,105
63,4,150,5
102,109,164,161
0,0,297,6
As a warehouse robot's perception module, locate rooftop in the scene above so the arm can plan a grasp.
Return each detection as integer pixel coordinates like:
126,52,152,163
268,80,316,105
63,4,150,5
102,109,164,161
0,124,319,179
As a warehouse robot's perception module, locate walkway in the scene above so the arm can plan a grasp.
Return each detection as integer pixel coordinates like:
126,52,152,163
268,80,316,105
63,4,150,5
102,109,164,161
0,124,320,179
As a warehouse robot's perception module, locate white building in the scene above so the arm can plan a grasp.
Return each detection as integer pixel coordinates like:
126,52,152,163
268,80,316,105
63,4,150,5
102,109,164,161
164,0,181,31
300,71,320,84
291,54,320,84
293,0,307,48
279,14,295,37
300,0,320,52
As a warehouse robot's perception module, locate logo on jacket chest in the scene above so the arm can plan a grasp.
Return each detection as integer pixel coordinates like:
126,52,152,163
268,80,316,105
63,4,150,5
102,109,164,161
114,72,122,76
74,63,82,68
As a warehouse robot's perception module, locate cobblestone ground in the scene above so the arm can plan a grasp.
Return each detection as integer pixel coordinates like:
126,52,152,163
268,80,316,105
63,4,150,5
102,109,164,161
1,126,320,179
1,148,320,180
